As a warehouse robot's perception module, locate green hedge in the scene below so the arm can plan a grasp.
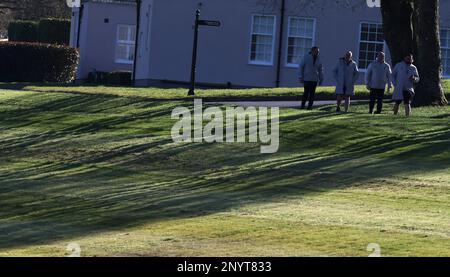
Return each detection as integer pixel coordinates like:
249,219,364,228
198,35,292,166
87,71,132,86
38,19,71,45
8,18,70,45
107,71,132,86
7,21,38,43
0,42,79,82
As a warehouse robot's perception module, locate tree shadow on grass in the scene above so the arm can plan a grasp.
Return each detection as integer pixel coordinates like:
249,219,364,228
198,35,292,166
0,93,449,251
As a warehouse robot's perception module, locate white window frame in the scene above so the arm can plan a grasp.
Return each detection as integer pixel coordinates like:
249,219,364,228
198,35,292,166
248,14,277,66
285,17,316,68
357,21,385,72
441,28,450,78
115,24,136,65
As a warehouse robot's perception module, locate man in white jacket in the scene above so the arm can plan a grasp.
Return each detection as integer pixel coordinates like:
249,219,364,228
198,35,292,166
365,52,392,114
392,54,420,117
333,51,360,113
298,46,324,110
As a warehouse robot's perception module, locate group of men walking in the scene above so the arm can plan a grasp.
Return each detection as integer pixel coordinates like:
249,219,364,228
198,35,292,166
298,46,420,116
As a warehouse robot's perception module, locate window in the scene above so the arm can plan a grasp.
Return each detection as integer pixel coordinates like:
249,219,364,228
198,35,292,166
115,25,136,64
249,15,276,65
287,17,315,66
441,28,450,77
358,22,384,69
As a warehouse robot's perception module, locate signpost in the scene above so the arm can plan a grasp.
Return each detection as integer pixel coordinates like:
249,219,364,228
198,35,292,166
198,20,221,27
188,10,221,96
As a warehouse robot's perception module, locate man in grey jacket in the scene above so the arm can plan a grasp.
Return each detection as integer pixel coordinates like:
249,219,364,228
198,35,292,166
392,54,420,117
365,52,392,114
298,46,324,110
333,51,360,113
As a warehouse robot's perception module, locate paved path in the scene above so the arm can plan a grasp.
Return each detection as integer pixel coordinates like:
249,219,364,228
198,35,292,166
210,100,346,108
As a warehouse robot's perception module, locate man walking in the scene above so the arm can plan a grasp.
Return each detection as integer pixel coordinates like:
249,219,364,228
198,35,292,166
365,52,392,114
392,54,420,117
298,46,324,110
333,51,360,113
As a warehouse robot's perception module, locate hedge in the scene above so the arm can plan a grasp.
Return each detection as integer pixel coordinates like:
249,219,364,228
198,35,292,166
106,71,132,86
8,18,70,45
7,21,39,43
38,19,71,45
87,71,132,86
0,42,79,82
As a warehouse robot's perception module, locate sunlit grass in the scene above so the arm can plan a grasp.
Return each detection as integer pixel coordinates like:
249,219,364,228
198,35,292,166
0,87,449,257
1,79,449,100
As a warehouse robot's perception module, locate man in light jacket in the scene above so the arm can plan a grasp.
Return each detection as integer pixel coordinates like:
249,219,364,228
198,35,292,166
298,46,324,110
392,54,420,117
365,52,392,114
333,51,360,113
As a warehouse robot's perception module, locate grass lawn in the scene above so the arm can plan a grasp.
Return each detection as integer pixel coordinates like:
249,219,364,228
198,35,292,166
0,86,449,257
1,79,449,101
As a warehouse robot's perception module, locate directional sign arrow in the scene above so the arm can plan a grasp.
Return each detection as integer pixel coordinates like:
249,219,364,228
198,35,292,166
198,20,221,27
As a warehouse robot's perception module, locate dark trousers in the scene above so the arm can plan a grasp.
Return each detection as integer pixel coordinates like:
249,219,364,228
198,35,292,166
302,81,318,109
395,91,414,105
369,89,385,114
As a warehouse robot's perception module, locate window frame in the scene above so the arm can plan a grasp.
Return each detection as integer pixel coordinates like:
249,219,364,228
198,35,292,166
248,14,277,66
115,24,136,65
285,16,316,68
357,21,385,72
441,28,450,78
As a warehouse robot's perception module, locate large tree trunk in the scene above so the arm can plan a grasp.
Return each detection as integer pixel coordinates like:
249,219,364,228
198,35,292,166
413,0,447,106
381,0,415,65
381,0,447,106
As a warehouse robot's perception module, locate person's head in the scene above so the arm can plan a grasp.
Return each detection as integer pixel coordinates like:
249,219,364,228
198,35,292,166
376,52,385,63
311,46,320,57
344,51,353,62
404,54,414,64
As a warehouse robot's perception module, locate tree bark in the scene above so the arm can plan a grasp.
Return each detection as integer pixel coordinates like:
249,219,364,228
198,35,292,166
413,0,447,106
381,0,447,106
381,0,415,65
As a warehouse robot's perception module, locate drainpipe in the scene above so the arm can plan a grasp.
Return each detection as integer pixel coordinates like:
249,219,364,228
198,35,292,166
132,0,142,85
76,0,84,48
74,0,84,83
275,0,286,87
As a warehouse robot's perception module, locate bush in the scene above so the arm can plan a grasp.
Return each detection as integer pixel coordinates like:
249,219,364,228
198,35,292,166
87,71,109,84
0,42,79,82
38,18,71,45
87,70,132,86
7,18,70,45
8,21,38,42
107,71,132,86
